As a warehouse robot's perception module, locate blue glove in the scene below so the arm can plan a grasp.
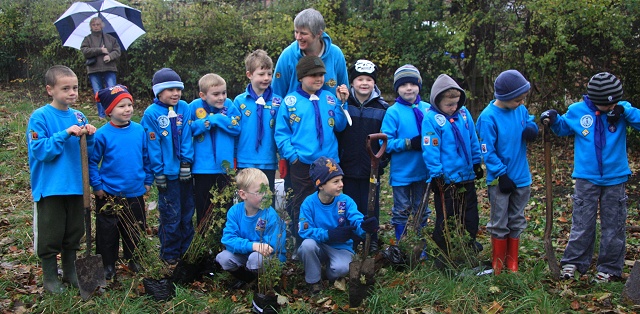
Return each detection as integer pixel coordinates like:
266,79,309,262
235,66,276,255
361,217,379,234
607,105,624,125
155,175,167,193
473,163,484,180
540,109,558,125
327,226,356,243
498,174,516,194
179,162,191,182
522,126,538,142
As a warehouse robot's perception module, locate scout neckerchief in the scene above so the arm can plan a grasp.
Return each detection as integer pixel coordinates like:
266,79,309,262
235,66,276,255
296,86,324,148
153,98,180,159
203,102,227,162
247,84,273,151
432,105,470,164
395,95,424,134
584,95,605,177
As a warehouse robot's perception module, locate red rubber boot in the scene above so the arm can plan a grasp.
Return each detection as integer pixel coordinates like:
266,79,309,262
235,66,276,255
491,237,507,275
506,237,519,272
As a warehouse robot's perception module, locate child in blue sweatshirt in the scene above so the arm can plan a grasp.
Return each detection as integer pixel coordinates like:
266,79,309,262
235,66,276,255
140,68,195,264
476,69,538,275
298,157,378,295
381,64,430,242
234,50,282,193
274,56,349,256
27,65,97,293
541,72,640,283
90,85,153,280
189,73,241,227
422,74,483,264
216,168,286,289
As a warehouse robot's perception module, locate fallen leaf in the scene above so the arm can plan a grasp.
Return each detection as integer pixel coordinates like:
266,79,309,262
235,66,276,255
231,294,237,302
557,216,568,223
571,300,580,310
486,301,503,314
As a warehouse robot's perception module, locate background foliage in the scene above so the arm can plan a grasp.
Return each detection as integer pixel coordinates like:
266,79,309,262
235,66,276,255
1,0,639,114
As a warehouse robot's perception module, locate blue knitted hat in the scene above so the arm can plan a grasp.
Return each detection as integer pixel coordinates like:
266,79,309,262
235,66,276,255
393,64,422,93
152,68,184,97
494,69,530,101
309,156,344,188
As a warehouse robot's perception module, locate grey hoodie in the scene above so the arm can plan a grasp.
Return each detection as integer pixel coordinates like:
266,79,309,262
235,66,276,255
429,74,466,114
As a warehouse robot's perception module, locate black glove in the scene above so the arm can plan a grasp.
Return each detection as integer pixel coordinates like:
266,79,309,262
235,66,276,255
327,226,356,243
540,109,558,125
155,175,167,193
498,174,516,194
522,126,538,142
361,217,379,234
473,163,484,179
607,105,624,125
179,162,191,182
410,136,422,151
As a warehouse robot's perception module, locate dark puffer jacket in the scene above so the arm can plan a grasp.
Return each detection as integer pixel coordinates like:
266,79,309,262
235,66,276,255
337,85,390,179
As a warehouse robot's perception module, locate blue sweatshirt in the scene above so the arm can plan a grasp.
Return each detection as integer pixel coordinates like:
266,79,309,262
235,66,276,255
298,192,366,254
476,100,537,187
422,106,481,183
550,100,640,185
274,89,347,164
89,122,153,197
272,32,349,97
140,100,194,180
221,202,287,262
233,86,282,170
381,101,430,186
27,104,94,202
188,98,241,174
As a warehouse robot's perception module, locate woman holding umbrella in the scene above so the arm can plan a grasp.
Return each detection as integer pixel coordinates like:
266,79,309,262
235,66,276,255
81,17,121,119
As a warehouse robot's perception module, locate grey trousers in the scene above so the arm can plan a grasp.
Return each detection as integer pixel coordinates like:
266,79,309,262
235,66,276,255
560,179,627,276
486,185,530,238
215,250,263,271
298,239,353,284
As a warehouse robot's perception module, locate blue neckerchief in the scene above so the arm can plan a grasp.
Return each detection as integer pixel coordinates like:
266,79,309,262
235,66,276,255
431,105,470,163
248,85,273,151
395,95,424,134
202,102,227,162
153,98,180,159
297,86,324,148
584,95,605,177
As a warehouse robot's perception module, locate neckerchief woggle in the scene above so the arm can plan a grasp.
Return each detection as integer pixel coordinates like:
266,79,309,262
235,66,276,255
153,98,181,159
247,84,273,151
296,86,324,148
395,95,424,134
584,95,605,177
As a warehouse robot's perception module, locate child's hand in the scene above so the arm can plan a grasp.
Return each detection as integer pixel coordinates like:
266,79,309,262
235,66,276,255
66,125,86,136
252,243,274,256
94,189,106,199
84,124,97,135
100,46,109,54
337,84,349,103
144,185,151,194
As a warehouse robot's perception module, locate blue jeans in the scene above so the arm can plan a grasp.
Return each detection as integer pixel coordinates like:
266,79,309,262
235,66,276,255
157,179,195,261
561,179,627,276
391,181,430,226
89,71,116,118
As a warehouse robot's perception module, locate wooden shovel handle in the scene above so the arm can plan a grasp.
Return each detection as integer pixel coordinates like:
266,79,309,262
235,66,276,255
366,133,387,161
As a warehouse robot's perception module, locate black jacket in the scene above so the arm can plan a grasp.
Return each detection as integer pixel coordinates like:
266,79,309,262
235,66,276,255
337,86,390,179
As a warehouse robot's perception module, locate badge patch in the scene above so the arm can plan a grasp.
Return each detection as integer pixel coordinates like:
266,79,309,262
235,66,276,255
433,138,439,146
196,108,207,119
582,129,590,137
285,95,297,107
255,218,266,231
276,72,281,79
326,79,337,88
244,110,251,117
608,125,617,133
481,143,487,153
270,109,276,116
580,115,594,128
328,110,335,117
270,118,275,128
424,136,430,146
328,117,335,127
435,114,446,127
240,103,246,110
338,201,346,212
161,130,169,137
272,97,282,107
157,115,170,129
30,130,38,140
327,95,336,106
75,112,86,125
149,132,156,140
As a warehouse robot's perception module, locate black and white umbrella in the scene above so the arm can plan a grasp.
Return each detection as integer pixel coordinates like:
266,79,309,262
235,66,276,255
54,0,145,50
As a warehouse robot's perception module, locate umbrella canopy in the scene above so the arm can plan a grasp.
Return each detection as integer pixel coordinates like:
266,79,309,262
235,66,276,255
54,0,145,50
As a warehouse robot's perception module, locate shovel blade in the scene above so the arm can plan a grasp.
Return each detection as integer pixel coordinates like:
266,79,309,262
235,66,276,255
348,258,376,307
75,254,106,300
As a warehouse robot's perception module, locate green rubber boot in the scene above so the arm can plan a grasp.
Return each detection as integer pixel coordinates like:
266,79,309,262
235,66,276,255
42,257,65,294
61,250,79,288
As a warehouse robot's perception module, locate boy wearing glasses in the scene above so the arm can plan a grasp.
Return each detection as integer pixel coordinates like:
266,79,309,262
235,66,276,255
215,168,287,289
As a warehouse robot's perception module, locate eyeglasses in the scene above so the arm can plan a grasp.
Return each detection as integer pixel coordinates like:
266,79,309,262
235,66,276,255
242,190,271,198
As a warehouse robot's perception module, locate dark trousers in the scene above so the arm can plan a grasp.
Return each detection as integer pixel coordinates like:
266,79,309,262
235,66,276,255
289,162,315,247
431,181,479,255
193,174,231,229
34,195,84,259
95,194,146,267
